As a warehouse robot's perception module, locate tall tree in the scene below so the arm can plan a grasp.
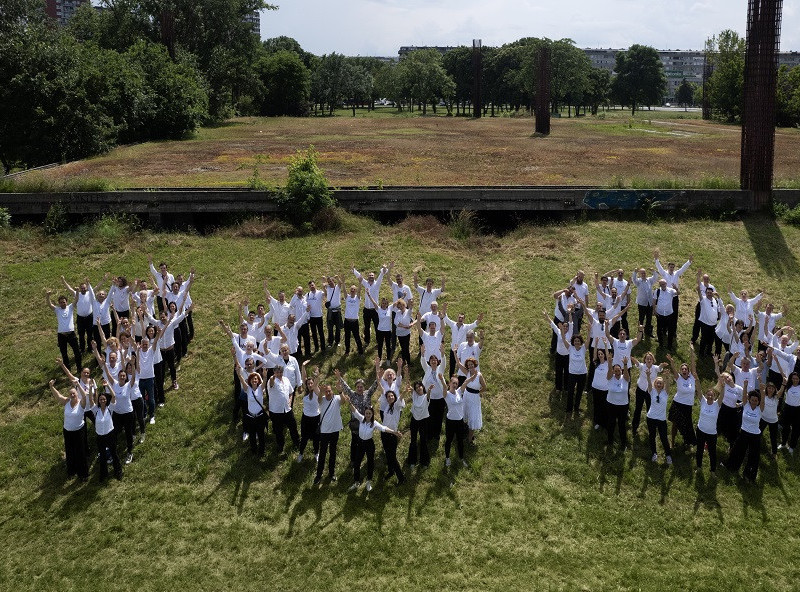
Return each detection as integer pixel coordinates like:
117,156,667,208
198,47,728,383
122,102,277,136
254,49,310,116
585,68,611,115
396,49,455,114
704,30,745,122
676,78,695,110
612,44,667,113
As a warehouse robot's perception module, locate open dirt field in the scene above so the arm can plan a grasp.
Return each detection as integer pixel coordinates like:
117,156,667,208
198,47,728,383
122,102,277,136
35,112,800,188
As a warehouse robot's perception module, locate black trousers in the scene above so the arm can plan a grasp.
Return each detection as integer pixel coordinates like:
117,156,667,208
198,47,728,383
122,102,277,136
631,387,651,434
698,322,717,357
554,353,569,391
132,397,146,435
326,309,342,346
297,323,311,359
397,334,411,366
428,398,445,440
727,430,761,481
316,431,339,479
638,304,653,336
695,429,718,471
178,318,189,358
376,329,392,361
344,319,363,354
353,438,375,482
647,417,671,456
64,425,89,479
161,348,177,383
269,410,300,453
309,316,325,352
592,388,607,428
244,412,267,456
96,430,121,480
760,419,779,455
718,404,742,446
566,373,586,413
607,403,628,448
362,307,378,345
449,348,458,378
173,325,183,364
77,314,94,352
112,410,134,454
781,404,800,448
57,332,82,374
407,416,430,466
445,418,465,460
656,313,676,349
154,361,165,405
299,414,320,456
186,310,194,342
691,301,702,344
381,431,404,482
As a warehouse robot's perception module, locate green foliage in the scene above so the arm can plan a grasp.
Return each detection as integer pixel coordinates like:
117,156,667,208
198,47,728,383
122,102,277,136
395,49,456,115
254,50,311,116
777,65,800,128
675,78,695,109
278,146,335,227
449,209,480,240
704,30,745,123
0,206,10,228
611,44,667,113
773,201,800,226
43,201,68,235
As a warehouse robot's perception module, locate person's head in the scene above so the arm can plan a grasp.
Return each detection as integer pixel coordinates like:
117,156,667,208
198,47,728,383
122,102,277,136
429,354,440,367
119,331,130,345
295,286,303,297
667,261,676,272
139,279,149,291
740,289,749,300
80,367,91,381
726,304,735,316
653,376,665,391
748,389,761,407
734,319,744,332
58,295,68,309
321,383,333,400
741,356,751,369
781,334,790,347
382,368,396,382
456,313,466,324
618,328,627,340
171,281,180,294
597,306,606,320
425,278,434,290
248,311,256,323
244,341,255,355
117,370,128,385
125,360,134,376
239,322,248,336
107,337,119,352
355,378,365,394
600,275,609,286
610,287,618,299
243,358,256,374
380,296,389,309
305,376,315,393
721,371,733,385
705,287,714,299
449,376,460,390
117,276,128,288
349,285,358,297
643,352,655,365
765,302,774,314
413,380,425,395
704,388,716,404
658,279,667,290
286,314,296,327
596,348,607,363
68,387,79,404
396,298,406,311
791,372,800,386
679,363,690,378
430,301,438,313
385,390,397,406
257,303,265,316
159,262,168,275
98,392,108,407
363,406,375,424
247,372,262,389
571,335,584,348
702,273,710,285
280,344,290,358
264,324,274,338
145,325,156,340
616,268,624,279
308,281,317,292
140,337,150,352
637,267,647,279
168,301,177,314
576,270,585,283
465,357,478,371
367,271,376,283
278,290,286,303
766,382,777,397
97,290,107,302
395,273,403,285
274,365,284,380
79,282,88,294
428,320,437,335
612,363,623,378
466,330,475,344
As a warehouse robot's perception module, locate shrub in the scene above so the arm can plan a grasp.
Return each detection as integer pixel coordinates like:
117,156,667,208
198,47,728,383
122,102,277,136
277,146,335,228
449,209,480,240
0,207,10,228
44,201,69,235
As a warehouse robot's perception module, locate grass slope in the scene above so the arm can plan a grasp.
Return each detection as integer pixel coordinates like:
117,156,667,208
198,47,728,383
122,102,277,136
2,215,800,591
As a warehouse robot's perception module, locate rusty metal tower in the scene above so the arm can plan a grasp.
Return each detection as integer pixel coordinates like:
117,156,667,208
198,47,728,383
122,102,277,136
535,45,551,135
472,39,482,118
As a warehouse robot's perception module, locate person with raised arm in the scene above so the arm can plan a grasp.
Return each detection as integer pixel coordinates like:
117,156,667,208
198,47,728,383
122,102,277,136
366,291,394,361
377,357,404,421
347,398,402,493
549,285,576,354
343,282,364,356
88,274,113,346
569,270,590,332
761,349,787,457
354,260,390,347
267,365,301,455
148,255,175,314
47,286,82,373
421,342,447,443
441,303,482,378
322,274,344,348
90,377,122,481
379,386,406,486
264,281,292,328
305,280,326,354
57,359,97,425
665,344,700,452
440,374,468,468
288,285,311,359
723,378,762,482
456,355,486,442
590,339,611,431
282,310,310,359
390,271,414,353
407,380,431,469
713,362,745,450
605,357,631,451
780,371,800,454
136,320,162,427
728,286,763,333
629,352,668,436
696,281,722,357
108,275,132,337
695,383,723,477
235,359,268,457
314,381,345,485
100,344,138,465
604,268,630,335
150,285,190,391
654,249,692,342
715,304,735,358
690,269,716,346
60,275,94,353
456,329,483,386
755,301,787,354
297,361,321,463
49,378,90,481
652,278,678,350
392,297,416,366
644,370,673,465
220,319,258,430
632,268,657,338
414,271,445,341
335,366,379,475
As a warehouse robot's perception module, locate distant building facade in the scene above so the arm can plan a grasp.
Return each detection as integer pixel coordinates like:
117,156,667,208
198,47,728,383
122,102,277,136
45,0,90,26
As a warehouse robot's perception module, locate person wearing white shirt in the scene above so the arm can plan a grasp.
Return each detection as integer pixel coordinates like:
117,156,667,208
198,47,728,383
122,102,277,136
714,369,745,448
393,298,416,365
655,250,692,345
441,303,482,378
756,301,787,353
727,287,763,330
665,346,700,451
760,367,786,457
725,386,765,481
268,366,301,455
297,361,321,463
379,389,406,485
49,379,90,481
420,302,443,357
594,274,613,312
61,276,94,353
390,272,414,352
90,381,123,481
354,262,390,348
101,357,137,466
108,276,132,336
606,359,631,450
644,373,672,464
88,277,113,346
715,305,735,358
420,318,444,369
691,270,716,345
695,385,723,475
220,320,257,425
550,285,577,354
440,374,468,468
456,330,483,384
346,399,401,492
322,274,344,348
264,283,292,328
314,383,344,485
570,270,590,332
605,269,630,335
135,321,162,429
305,280,326,353
697,284,722,357
152,299,189,391
590,340,610,431
632,268,657,338
343,284,364,355
290,286,311,359
148,256,175,314
282,311,310,358
780,371,800,453
630,352,667,436
47,288,82,374
653,279,678,349
414,272,445,338
408,380,431,467
235,366,268,456
560,331,587,416
366,292,394,361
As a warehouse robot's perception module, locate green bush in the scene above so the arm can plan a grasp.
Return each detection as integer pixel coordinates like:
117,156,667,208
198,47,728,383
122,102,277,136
278,146,335,228
449,209,479,240
0,207,10,228
44,201,68,235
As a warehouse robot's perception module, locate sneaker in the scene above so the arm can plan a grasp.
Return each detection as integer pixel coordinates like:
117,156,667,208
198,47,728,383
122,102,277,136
666,455,673,465
348,482,360,492
778,444,785,450
789,446,795,455
243,432,249,442
149,416,156,425
296,453,303,463
315,453,319,462
445,457,451,467
125,453,133,465
172,382,179,390
365,481,373,492
158,403,165,408
313,476,321,485
461,459,468,468
106,457,113,465
594,424,600,430
139,433,146,444
330,475,337,483
409,464,416,470
651,453,658,462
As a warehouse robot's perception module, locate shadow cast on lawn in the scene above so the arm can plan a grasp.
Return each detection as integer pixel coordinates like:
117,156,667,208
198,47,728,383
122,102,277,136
742,215,800,279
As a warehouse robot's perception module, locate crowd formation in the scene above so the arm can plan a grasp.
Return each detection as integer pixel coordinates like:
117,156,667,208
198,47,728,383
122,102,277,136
546,250,799,483
47,260,488,491
47,258,195,481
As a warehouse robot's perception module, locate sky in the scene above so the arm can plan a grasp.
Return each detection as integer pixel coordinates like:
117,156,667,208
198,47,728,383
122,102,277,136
259,0,800,57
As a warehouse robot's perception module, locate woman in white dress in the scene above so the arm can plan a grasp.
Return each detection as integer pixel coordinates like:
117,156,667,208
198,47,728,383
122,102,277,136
457,356,485,443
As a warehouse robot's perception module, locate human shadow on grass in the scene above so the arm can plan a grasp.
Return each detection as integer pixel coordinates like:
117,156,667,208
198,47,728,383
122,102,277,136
637,458,677,504
597,448,626,495
742,214,800,279
693,471,724,523
29,459,102,518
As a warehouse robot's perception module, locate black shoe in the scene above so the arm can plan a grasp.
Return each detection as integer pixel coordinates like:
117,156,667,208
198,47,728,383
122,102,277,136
313,476,321,485
329,475,337,483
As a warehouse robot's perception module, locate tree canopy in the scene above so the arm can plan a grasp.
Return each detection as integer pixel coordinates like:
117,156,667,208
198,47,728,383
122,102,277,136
612,44,667,113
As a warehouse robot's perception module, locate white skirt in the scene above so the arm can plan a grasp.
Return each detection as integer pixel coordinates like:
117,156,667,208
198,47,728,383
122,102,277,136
464,390,483,430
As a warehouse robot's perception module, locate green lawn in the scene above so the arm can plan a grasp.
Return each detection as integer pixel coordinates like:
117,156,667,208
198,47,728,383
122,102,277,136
2,214,800,591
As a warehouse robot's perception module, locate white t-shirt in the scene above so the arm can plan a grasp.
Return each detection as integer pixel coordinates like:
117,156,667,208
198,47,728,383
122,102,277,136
92,405,114,435
606,376,628,406
411,391,430,420
646,387,669,421
672,375,696,406
319,395,343,433
636,363,662,391
54,304,75,333
591,361,609,391
444,388,466,420
344,295,360,320
785,384,800,407
302,393,320,417
741,403,762,434
63,400,85,431
306,289,325,318
763,395,779,423
568,345,587,375
696,398,720,434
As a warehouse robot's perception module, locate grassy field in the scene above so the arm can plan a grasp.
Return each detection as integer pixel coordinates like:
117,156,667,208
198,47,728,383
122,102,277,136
19,109,800,189
3,213,800,591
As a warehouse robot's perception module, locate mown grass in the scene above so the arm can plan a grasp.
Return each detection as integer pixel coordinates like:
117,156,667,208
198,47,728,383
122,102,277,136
3,215,800,591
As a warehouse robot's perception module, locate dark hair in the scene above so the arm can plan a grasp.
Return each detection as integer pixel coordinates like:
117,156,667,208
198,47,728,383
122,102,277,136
748,389,761,403
385,390,396,414
363,406,375,426
412,380,424,393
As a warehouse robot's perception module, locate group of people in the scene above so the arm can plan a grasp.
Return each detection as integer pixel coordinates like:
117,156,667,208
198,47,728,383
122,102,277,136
47,257,195,482
219,264,488,490
546,253,799,483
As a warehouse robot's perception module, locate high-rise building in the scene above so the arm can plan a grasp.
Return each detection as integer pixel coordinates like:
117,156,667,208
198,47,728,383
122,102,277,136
45,0,91,27
243,10,260,36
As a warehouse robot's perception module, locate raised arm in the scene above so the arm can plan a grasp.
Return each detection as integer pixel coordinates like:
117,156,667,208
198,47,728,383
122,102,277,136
49,380,68,404
57,358,78,382
665,353,679,379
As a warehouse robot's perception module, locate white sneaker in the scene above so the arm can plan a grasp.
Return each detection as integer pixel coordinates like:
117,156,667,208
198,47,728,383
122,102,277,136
461,459,468,468
594,424,600,430
778,444,784,450
315,453,319,462
125,453,133,465
651,453,658,462
242,432,249,442
789,446,795,455
445,457,451,467
158,403,165,408
296,453,303,463
666,455,673,465
149,416,156,425
348,482,360,492
409,464,416,470
365,481,373,492
139,433,146,444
